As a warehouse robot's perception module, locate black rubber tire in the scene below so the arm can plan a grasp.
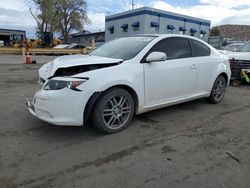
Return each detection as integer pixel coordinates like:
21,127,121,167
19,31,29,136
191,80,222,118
91,88,135,134
231,80,241,87
207,75,227,104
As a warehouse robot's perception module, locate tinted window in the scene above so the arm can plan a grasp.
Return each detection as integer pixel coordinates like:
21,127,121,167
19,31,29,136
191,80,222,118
190,39,210,57
147,37,192,60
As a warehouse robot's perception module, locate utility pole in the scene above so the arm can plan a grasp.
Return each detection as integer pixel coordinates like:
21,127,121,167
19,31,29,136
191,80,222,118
131,0,136,10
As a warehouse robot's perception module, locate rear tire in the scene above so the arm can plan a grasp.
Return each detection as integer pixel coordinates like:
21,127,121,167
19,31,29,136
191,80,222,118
207,75,227,104
92,88,135,134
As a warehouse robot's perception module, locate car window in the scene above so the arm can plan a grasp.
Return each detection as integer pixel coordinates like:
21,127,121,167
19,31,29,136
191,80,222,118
190,39,211,57
90,36,156,60
239,43,250,52
147,37,192,60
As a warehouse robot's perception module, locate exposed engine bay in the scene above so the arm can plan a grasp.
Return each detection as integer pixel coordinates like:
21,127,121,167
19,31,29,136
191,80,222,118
53,63,121,77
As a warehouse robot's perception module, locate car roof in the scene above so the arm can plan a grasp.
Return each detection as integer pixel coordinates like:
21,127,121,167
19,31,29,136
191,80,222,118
133,34,205,40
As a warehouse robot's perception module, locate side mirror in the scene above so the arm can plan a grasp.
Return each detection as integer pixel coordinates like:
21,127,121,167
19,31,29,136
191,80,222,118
146,52,167,62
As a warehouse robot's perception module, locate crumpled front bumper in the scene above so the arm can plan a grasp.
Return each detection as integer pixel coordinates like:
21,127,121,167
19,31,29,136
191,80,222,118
26,98,36,116
25,88,88,126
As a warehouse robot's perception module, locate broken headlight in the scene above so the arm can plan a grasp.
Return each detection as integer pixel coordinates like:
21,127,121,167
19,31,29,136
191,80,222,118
43,79,86,91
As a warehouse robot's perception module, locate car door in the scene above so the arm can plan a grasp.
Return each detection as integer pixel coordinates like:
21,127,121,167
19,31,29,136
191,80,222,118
143,37,198,106
189,39,214,93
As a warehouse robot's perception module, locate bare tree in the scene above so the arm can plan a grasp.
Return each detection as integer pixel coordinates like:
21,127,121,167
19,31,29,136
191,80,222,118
29,0,58,33
54,0,90,43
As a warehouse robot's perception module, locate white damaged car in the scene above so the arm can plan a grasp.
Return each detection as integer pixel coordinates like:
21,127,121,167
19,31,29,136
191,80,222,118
27,35,231,133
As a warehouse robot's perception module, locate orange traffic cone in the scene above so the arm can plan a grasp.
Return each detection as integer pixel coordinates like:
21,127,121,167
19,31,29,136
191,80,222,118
25,50,31,64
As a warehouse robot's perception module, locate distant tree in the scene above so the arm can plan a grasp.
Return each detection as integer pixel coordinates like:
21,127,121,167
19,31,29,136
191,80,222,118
54,0,90,43
29,0,58,33
210,27,221,36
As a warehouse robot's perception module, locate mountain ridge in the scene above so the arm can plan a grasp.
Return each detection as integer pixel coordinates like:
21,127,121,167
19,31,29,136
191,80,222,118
214,25,250,41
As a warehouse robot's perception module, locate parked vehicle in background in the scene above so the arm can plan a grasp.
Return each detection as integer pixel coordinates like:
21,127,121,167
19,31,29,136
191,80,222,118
228,42,250,86
27,35,231,134
228,42,250,59
238,42,250,52
53,44,70,49
53,44,85,49
223,43,245,52
66,43,85,49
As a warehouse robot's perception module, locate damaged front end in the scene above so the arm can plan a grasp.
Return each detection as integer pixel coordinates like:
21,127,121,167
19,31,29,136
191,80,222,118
53,63,120,77
38,55,123,85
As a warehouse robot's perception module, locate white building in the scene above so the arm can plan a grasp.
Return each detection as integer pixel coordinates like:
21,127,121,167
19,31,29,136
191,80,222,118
105,7,211,42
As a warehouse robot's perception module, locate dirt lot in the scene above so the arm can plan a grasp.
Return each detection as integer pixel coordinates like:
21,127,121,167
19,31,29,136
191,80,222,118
0,62,250,188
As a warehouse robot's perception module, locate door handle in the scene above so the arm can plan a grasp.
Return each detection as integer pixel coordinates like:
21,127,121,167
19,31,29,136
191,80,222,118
190,64,198,69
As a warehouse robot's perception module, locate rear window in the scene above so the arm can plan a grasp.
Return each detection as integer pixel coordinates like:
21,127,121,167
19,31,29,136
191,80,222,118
190,39,211,57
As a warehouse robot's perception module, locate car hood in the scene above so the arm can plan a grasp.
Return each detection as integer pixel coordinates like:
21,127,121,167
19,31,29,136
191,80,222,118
227,52,250,61
39,55,123,80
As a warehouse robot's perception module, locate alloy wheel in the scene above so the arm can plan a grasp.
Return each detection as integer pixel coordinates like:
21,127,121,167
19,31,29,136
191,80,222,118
102,95,132,130
212,77,226,102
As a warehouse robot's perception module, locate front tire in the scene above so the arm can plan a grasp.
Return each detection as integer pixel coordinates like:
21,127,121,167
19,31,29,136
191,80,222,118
207,75,227,104
92,88,135,134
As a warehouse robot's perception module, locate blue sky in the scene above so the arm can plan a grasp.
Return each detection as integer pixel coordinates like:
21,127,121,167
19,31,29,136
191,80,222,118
0,0,250,38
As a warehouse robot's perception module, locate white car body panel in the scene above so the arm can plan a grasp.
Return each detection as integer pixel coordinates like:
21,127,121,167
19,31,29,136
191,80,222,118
227,52,250,61
28,34,231,126
144,57,198,106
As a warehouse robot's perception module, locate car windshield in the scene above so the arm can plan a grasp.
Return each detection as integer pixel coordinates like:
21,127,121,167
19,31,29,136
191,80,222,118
224,44,242,51
239,43,250,52
90,36,155,60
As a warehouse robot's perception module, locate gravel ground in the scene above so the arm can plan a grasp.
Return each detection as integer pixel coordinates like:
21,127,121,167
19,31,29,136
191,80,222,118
0,63,250,188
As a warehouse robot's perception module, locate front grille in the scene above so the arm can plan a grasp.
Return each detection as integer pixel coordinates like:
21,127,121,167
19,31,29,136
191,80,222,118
230,59,250,69
229,59,250,79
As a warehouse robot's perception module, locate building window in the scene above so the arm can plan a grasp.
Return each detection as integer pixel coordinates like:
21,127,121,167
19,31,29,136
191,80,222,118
179,31,184,35
167,25,175,34
151,27,158,33
131,22,140,31
167,29,172,34
121,24,128,32
108,26,114,34
151,22,159,33
179,27,186,35
190,28,197,36
200,30,207,38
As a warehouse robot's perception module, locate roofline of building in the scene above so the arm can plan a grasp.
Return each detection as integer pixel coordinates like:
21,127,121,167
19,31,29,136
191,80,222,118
70,31,105,37
0,28,26,33
105,7,211,26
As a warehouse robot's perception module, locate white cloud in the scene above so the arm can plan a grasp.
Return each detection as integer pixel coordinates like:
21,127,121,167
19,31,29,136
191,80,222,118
85,12,106,32
0,0,28,11
0,8,35,27
148,0,250,26
200,0,250,8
